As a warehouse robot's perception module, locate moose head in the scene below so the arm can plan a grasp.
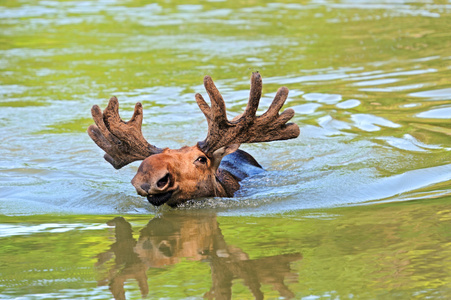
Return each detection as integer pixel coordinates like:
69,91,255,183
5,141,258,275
88,73,299,206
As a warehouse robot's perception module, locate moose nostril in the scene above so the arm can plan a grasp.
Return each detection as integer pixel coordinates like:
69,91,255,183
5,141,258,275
157,173,170,189
140,183,151,192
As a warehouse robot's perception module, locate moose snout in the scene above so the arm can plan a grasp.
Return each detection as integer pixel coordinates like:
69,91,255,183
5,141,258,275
140,183,151,193
132,171,173,196
156,173,171,190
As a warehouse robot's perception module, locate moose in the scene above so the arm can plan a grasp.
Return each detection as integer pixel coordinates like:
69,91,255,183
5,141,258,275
88,72,300,206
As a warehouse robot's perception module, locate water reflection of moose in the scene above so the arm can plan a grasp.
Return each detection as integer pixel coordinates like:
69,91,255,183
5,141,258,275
95,213,302,299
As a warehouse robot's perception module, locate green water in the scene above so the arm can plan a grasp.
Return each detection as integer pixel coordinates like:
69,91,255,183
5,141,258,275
1,202,450,299
1,0,450,299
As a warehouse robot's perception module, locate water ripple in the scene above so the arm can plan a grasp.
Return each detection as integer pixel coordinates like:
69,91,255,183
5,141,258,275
351,114,401,132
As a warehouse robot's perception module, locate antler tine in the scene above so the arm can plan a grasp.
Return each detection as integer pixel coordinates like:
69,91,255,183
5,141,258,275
195,93,211,124
195,76,231,154
203,75,228,125
242,72,262,120
197,72,300,155
261,86,289,121
87,96,162,169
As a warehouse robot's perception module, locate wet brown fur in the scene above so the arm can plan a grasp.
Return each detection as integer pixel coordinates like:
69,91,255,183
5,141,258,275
131,145,233,206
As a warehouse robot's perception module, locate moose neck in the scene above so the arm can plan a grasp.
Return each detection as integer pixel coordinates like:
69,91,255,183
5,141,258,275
215,168,240,198
215,149,265,198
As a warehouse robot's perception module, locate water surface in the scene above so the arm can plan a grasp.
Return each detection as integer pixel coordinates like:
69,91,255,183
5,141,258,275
1,0,450,299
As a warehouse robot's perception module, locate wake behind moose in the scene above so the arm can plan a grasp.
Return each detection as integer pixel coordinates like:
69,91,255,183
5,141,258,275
87,72,300,207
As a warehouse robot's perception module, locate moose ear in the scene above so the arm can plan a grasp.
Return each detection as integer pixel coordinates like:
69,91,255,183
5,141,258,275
211,144,240,169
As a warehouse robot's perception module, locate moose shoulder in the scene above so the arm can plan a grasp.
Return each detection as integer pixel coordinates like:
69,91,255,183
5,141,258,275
87,73,300,207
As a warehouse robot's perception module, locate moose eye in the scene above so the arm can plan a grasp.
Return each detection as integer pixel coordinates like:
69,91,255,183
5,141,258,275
195,156,208,164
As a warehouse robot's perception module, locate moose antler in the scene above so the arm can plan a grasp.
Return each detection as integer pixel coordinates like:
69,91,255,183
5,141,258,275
87,96,162,169
195,72,300,155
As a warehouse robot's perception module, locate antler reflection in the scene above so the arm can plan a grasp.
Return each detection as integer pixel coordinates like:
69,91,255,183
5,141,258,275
95,213,302,300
